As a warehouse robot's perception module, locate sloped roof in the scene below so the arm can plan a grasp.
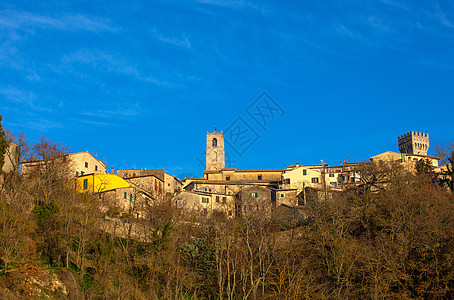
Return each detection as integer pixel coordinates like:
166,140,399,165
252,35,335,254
77,173,129,193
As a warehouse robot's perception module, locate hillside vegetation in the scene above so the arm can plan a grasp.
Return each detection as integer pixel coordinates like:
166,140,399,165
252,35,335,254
0,129,453,299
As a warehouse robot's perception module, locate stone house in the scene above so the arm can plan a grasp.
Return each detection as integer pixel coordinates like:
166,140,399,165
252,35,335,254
174,190,235,218
21,151,106,177
116,168,181,201
76,173,153,218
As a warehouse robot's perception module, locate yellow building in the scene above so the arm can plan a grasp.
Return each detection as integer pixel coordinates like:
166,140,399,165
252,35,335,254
76,173,130,193
76,173,153,216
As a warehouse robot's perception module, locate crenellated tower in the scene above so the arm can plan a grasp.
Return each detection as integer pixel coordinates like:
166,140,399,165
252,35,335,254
398,131,429,156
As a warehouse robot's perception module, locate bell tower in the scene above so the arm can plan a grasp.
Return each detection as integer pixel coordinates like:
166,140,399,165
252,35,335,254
206,128,225,171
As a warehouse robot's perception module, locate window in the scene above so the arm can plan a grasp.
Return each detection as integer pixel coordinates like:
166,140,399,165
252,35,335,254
329,174,334,177
124,192,127,199
228,210,232,216
216,196,220,203
83,179,88,190
280,193,285,198
250,192,258,198
85,162,88,168
303,169,307,175
202,197,209,203
330,182,338,187
81,171,84,176
130,194,132,201
212,138,217,147
226,176,230,181
258,175,262,180
76,171,79,176
222,197,226,204
311,177,319,183
168,183,170,187
95,165,98,171
205,188,208,191
351,177,355,183
284,178,290,184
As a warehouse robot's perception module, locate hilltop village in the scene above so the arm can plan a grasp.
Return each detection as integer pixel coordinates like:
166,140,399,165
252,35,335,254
2,129,450,220
1,126,454,299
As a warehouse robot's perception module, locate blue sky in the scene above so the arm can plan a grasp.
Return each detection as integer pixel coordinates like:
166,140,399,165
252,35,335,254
1,0,453,179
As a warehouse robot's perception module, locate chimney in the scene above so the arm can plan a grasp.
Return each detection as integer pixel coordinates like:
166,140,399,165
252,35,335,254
111,167,114,174
296,162,299,167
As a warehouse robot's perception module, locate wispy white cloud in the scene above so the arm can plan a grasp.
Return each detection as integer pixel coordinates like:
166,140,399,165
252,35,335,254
7,118,62,131
152,28,192,49
58,48,186,88
0,86,51,112
335,24,368,43
80,108,140,119
70,118,116,127
367,15,392,32
195,0,259,10
0,10,117,32
433,5,454,28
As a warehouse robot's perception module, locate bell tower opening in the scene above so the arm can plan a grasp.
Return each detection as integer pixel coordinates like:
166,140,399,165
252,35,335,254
206,129,225,171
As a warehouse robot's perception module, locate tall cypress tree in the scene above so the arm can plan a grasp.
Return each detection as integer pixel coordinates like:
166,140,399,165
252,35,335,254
0,115,9,171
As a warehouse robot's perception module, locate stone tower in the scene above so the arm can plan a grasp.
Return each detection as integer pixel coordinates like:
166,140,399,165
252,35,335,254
398,131,429,156
206,129,225,171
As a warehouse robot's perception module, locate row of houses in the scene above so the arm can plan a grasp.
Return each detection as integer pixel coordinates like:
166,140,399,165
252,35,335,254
1,129,450,221
175,130,448,219
12,150,183,217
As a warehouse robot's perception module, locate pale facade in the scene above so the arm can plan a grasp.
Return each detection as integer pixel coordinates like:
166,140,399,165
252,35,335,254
281,164,345,191
124,175,164,202
116,168,181,201
272,188,300,207
164,172,182,196
174,191,235,218
70,152,107,176
204,168,283,182
2,142,20,173
206,130,225,171
370,151,439,173
21,151,106,177
398,131,429,155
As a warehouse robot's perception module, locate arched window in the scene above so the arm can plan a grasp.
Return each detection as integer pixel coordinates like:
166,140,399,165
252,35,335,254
212,138,217,147
212,151,217,162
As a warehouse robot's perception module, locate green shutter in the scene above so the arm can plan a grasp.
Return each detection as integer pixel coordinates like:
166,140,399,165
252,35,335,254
83,179,88,190
124,192,127,199
130,194,132,201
